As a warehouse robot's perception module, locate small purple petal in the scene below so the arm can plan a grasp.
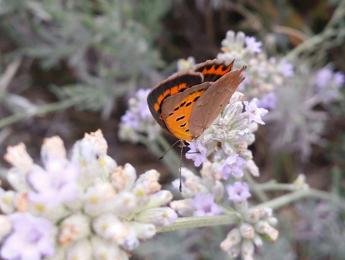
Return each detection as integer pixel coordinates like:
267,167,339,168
221,155,245,180
227,181,251,203
257,92,277,110
278,60,294,77
314,67,333,89
245,36,262,53
192,193,223,216
28,160,79,207
245,98,268,125
1,213,55,260
185,141,208,167
120,89,152,129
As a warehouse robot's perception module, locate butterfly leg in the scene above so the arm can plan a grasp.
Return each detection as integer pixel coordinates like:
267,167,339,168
178,139,187,192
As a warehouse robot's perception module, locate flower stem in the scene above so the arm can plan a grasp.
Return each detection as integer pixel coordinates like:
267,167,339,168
255,182,345,210
0,97,83,129
157,214,240,233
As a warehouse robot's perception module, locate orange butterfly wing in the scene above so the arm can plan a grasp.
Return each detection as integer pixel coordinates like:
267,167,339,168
147,73,203,131
160,83,210,141
147,59,242,140
195,59,234,82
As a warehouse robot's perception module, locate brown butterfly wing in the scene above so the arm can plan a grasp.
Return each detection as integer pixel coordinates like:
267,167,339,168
160,83,211,141
194,59,234,82
189,67,246,138
147,72,203,130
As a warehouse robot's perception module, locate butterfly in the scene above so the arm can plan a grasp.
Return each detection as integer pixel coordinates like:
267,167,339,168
147,59,246,141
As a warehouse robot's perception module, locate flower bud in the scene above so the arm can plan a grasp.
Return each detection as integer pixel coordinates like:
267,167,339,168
267,217,278,226
131,223,156,240
41,136,66,163
293,174,309,189
220,228,241,252
239,223,255,240
4,143,33,173
135,207,177,226
120,227,139,251
0,189,15,214
228,245,241,258
93,214,131,245
241,240,254,260
66,239,92,260
146,190,173,208
256,221,279,241
83,182,116,216
91,237,129,260
111,163,136,192
59,214,90,246
0,215,11,240
132,170,161,196
253,235,263,247
170,199,194,217
112,191,137,217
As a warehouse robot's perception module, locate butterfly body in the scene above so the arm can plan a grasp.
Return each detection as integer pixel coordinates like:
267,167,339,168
147,59,245,141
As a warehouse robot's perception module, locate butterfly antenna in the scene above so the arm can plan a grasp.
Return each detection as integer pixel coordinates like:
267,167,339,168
159,140,180,160
178,140,186,192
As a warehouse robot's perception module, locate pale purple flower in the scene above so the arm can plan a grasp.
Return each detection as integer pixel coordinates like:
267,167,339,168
120,89,151,130
314,67,333,89
258,92,277,110
278,60,294,77
245,98,268,125
1,213,55,260
221,155,245,179
28,160,79,207
121,111,140,129
245,36,262,53
334,72,344,87
227,181,251,203
313,68,344,102
192,193,223,216
185,140,208,167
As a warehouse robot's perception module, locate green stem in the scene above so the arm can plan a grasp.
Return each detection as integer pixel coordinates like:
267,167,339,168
157,214,240,233
0,97,84,129
285,0,345,61
255,182,345,210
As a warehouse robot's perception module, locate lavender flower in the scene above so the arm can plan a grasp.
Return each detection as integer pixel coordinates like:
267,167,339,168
119,89,161,143
258,92,277,110
1,213,56,260
27,160,79,208
185,140,208,167
221,207,278,259
218,30,294,102
192,193,223,216
221,155,245,179
278,60,294,78
227,181,251,203
1,130,177,259
314,67,334,89
245,98,268,125
313,66,344,103
245,36,262,54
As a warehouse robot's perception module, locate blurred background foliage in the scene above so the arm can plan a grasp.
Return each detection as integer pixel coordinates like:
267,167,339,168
0,0,345,259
